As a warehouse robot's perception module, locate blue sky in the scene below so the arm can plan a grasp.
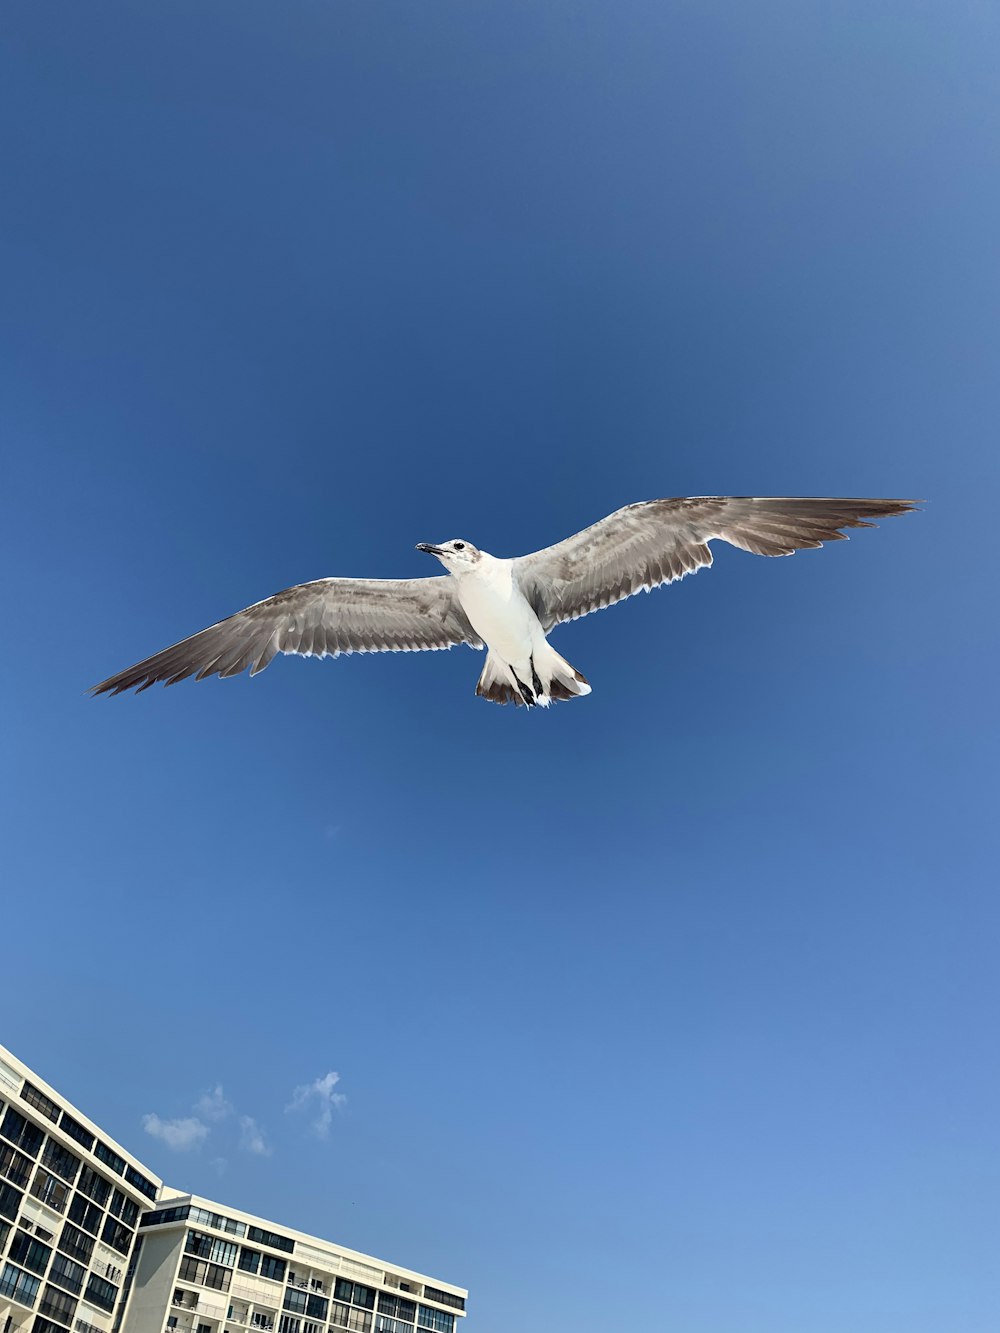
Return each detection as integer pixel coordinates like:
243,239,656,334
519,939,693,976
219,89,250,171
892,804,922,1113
2,2,998,1329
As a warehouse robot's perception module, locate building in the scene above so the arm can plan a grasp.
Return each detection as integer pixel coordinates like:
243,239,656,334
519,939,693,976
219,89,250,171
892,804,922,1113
0,1047,467,1333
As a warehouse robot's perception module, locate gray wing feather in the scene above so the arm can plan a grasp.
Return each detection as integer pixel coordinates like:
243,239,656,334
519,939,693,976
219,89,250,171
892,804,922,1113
514,496,917,630
92,576,481,696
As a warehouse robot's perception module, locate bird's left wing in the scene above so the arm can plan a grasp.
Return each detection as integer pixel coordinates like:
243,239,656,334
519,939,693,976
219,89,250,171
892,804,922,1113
91,576,481,696
514,496,918,631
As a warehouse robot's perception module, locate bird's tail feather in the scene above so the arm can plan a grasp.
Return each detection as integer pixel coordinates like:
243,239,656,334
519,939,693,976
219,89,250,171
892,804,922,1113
475,647,591,707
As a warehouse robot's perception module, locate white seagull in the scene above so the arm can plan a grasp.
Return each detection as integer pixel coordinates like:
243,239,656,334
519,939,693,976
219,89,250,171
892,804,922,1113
92,496,916,707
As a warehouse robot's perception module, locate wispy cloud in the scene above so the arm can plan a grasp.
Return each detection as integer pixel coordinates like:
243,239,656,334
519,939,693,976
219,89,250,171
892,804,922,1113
286,1071,347,1138
142,1113,209,1152
238,1116,271,1157
143,1082,268,1157
196,1085,233,1122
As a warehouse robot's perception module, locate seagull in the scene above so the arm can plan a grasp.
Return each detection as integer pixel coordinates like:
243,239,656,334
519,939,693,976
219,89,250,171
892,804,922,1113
91,496,916,707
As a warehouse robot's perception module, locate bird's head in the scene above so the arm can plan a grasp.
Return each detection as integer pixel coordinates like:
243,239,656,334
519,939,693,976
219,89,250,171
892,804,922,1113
415,539,482,574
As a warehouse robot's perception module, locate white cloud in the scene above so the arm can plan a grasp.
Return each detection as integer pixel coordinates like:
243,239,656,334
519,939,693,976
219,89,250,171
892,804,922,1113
142,1114,209,1152
196,1085,233,1122
238,1116,271,1156
285,1071,347,1138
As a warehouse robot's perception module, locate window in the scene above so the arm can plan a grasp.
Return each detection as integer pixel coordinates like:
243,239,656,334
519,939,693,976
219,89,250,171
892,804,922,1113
122,1168,156,1202
0,1178,24,1221
92,1144,125,1177
1,1108,45,1157
0,1261,41,1307
185,1232,236,1267
282,1291,306,1317
377,1297,415,1323
259,1256,285,1283
108,1191,138,1229
187,1207,245,1237
100,1218,133,1256
83,1275,118,1313
57,1223,94,1265
330,1308,371,1333
48,1255,85,1296
30,1169,70,1213
40,1285,77,1326
0,1141,33,1188
57,1116,95,1154
416,1311,453,1333
139,1205,190,1228
68,1195,103,1236
21,1085,60,1125
178,1257,229,1293
237,1248,260,1275
304,1296,326,1322
246,1228,294,1254
197,1324,212,1333
334,1282,375,1311
9,1230,53,1276
76,1167,111,1207
178,1257,207,1286
420,1291,463,1314
41,1143,80,1186
375,1318,413,1333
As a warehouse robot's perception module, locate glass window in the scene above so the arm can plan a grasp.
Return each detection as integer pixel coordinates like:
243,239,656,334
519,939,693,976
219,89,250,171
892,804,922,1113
109,1190,139,1228
259,1256,286,1283
179,1257,207,1286
122,1167,157,1201
77,1167,111,1207
101,1217,133,1256
84,1274,118,1313
0,1178,24,1221
8,1230,52,1275
57,1115,95,1154
283,1291,307,1316
334,1282,375,1311
20,1085,60,1125
420,1290,463,1313
377,1296,415,1322
39,1284,77,1326
1,1108,45,1157
246,1227,294,1254
305,1295,327,1322
331,1307,372,1333
48,1254,84,1296
416,1310,453,1333
0,1141,33,1188
93,1143,125,1177
41,1142,80,1186
139,1204,189,1228
237,1248,260,1275
375,1318,414,1333
68,1194,103,1235
57,1222,94,1265
30,1168,70,1213
0,1261,41,1307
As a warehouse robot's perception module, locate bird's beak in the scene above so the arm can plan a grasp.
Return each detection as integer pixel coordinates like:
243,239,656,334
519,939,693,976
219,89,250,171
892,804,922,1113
416,543,443,556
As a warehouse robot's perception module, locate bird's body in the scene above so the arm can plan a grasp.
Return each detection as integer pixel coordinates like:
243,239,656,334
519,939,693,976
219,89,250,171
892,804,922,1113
92,496,917,707
447,551,590,706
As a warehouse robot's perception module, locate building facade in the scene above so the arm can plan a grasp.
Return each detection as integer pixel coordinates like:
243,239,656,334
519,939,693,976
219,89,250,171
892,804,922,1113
0,1048,467,1333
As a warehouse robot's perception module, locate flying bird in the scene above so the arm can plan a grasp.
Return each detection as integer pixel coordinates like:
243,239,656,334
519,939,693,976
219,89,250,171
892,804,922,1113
92,496,916,707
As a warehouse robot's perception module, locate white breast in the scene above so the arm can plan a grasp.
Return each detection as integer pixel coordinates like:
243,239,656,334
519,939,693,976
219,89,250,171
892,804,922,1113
455,556,542,660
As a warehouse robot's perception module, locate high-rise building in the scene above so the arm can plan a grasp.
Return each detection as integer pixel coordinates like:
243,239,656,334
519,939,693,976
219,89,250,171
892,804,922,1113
0,1047,467,1333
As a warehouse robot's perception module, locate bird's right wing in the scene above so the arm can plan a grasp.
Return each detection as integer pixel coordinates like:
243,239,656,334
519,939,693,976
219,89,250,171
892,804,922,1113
91,575,481,696
514,496,918,631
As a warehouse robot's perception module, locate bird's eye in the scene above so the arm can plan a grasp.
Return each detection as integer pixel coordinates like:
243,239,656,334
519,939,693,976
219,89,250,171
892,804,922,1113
453,542,465,550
